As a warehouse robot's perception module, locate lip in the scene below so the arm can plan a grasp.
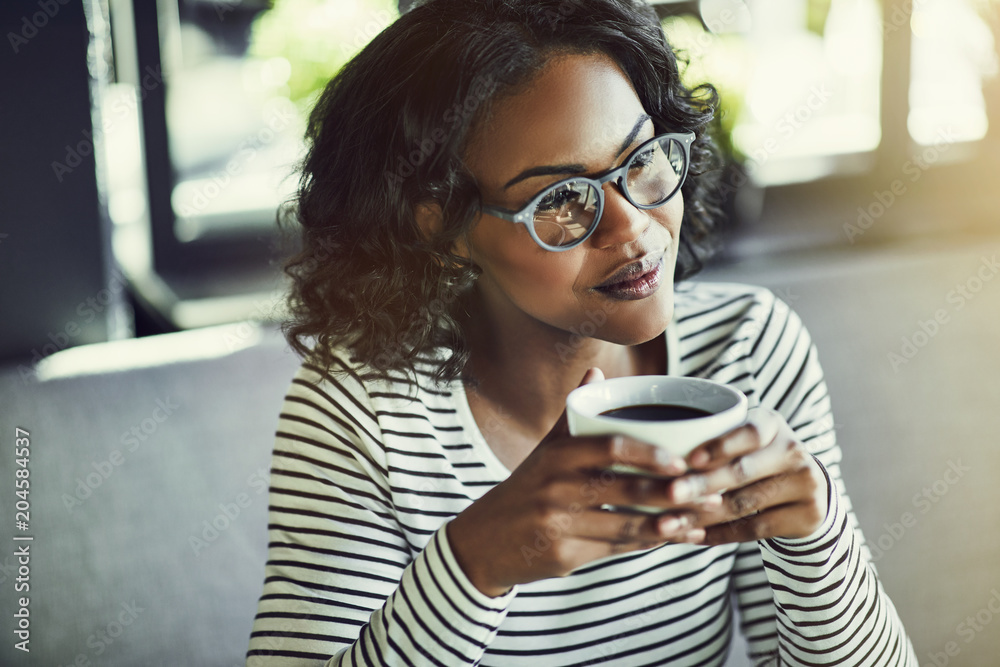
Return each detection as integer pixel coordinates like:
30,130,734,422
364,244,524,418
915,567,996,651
593,253,665,301
595,252,665,288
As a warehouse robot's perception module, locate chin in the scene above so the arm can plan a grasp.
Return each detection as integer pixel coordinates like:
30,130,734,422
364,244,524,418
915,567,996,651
600,288,675,346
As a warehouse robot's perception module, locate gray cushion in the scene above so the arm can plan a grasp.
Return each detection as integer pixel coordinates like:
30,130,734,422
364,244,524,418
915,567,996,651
703,237,1000,666
0,324,300,666
3,236,998,666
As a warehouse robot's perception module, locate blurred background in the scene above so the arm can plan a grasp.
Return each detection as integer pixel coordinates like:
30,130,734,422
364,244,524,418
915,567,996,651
1,0,999,665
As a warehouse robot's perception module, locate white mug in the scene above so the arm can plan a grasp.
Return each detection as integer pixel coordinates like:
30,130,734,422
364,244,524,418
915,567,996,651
566,376,748,513
566,375,749,461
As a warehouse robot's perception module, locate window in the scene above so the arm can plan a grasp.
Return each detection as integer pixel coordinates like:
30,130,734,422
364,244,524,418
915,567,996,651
100,0,999,331
660,0,884,185
102,0,396,329
909,0,997,146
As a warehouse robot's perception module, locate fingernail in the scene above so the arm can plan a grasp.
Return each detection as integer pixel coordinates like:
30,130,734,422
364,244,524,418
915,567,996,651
683,528,705,543
689,450,709,467
672,479,692,503
654,448,674,468
723,436,744,456
658,451,686,474
659,517,680,535
700,494,723,508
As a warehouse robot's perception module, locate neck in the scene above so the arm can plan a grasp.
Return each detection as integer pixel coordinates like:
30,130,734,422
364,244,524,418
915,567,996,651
460,287,664,438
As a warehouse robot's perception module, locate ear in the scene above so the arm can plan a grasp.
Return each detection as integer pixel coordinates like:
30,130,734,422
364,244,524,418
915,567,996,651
415,201,443,241
415,201,471,262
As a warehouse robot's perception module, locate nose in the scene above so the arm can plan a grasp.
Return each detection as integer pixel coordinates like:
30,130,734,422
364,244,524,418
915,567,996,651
588,182,649,249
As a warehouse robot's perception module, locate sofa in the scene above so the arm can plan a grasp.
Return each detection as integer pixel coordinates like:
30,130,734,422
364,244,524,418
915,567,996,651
1,323,301,666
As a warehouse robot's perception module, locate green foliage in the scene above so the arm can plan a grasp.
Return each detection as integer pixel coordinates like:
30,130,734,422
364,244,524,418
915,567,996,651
806,0,832,37
248,0,398,112
661,15,750,161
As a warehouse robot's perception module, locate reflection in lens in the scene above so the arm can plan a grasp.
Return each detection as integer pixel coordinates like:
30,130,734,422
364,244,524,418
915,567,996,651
532,181,599,247
627,137,683,207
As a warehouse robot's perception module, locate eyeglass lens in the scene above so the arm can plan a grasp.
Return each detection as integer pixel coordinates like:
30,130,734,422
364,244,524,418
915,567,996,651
624,136,685,206
532,182,600,247
531,136,686,248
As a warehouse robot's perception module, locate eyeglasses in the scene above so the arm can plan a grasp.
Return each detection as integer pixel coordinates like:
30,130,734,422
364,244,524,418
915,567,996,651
480,131,695,251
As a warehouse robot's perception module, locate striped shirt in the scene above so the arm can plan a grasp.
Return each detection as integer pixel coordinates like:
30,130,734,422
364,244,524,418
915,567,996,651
246,281,917,666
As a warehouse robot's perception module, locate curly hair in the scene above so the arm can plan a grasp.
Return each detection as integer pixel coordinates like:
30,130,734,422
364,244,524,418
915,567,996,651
278,0,724,384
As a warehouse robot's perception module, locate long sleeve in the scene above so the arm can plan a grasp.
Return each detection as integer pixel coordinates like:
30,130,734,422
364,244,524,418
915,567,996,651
249,283,919,666
728,292,917,666
246,361,516,666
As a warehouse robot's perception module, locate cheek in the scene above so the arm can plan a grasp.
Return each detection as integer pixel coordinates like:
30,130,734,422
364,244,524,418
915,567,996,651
468,218,586,309
468,216,539,276
656,196,684,237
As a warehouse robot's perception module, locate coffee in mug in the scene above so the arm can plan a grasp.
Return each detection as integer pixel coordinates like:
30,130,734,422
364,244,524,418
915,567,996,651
599,404,714,421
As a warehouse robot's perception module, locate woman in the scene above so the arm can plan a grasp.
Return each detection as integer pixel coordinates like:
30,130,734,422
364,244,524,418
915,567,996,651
248,0,916,664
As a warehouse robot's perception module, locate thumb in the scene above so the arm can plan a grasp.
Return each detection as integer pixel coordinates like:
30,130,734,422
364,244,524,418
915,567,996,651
579,366,606,387
548,367,606,438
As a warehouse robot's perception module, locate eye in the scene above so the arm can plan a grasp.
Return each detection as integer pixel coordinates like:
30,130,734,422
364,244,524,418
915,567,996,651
629,147,657,171
536,186,582,212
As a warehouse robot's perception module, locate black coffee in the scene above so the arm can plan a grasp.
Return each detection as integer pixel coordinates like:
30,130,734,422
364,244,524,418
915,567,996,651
599,404,713,421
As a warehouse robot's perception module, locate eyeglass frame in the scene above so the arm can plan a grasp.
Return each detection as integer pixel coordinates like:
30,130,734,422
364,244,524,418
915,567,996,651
479,131,696,252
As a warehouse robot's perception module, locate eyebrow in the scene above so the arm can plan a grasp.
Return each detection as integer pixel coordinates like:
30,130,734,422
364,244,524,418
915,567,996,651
502,114,652,190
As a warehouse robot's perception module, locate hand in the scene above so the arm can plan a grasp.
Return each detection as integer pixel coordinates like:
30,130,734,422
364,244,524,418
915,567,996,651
669,407,830,545
447,368,710,597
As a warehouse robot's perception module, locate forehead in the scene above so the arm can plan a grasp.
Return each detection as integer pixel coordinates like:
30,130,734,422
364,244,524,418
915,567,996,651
464,53,649,192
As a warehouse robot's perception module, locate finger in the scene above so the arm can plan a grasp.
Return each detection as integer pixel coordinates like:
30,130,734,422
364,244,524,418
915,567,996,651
669,434,795,503
580,471,671,510
686,408,781,469
543,471,666,512
556,435,688,478
575,470,718,512
695,474,796,524
698,502,821,545
531,494,706,546
562,508,669,542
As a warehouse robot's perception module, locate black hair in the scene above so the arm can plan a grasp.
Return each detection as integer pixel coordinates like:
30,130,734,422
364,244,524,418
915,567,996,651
279,0,723,383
